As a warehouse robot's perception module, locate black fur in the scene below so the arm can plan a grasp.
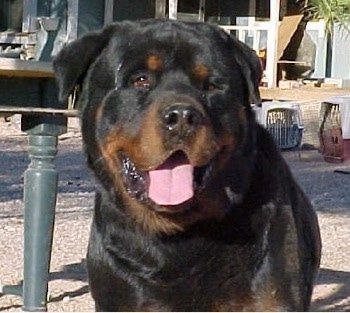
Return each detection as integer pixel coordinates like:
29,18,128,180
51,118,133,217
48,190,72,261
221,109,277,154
53,19,321,311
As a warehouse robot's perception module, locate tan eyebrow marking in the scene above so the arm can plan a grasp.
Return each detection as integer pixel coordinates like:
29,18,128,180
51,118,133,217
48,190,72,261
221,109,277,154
146,55,163,71
193,64,209,80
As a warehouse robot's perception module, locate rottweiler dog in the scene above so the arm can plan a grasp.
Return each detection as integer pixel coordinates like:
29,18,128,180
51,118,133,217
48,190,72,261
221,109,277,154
53,19,321,311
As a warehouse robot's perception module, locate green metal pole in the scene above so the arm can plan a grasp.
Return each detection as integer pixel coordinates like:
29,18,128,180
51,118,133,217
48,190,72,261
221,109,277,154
23,134,58,311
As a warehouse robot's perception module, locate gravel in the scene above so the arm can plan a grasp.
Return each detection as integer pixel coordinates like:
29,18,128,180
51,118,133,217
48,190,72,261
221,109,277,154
0,120,350,311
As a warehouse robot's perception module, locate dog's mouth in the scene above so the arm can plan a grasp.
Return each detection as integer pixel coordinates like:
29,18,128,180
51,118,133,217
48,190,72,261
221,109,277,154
120,150,213,211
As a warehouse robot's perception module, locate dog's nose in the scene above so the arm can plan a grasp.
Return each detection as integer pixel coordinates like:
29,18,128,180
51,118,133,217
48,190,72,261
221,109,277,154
161,104,203,136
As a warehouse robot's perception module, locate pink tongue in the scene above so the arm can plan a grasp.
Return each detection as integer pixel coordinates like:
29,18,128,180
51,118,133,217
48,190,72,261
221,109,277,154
148,159,194,206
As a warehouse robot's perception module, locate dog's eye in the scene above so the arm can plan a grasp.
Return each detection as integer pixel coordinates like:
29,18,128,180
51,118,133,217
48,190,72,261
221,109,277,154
203,81,218,92
208,83,217,91
203,78,226,92
131,75,151,88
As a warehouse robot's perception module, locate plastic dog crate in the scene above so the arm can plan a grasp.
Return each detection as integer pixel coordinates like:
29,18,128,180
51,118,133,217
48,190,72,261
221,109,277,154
319,95,350,163
260,102,304,150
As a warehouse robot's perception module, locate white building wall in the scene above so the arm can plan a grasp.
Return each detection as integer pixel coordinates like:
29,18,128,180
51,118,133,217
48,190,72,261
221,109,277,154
331,23,350,79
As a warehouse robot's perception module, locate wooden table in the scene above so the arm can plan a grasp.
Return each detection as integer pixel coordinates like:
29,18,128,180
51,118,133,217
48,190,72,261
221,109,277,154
0,58,54,78
0,58,78,311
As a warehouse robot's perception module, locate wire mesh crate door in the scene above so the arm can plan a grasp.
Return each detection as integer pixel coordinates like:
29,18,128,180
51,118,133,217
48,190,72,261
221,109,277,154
266,108,303,150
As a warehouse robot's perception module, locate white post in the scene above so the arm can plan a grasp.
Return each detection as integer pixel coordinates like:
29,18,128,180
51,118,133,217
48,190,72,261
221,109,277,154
248,0,256,37
155,0,166,18
266,0,280,88
66,0,79,42
104,0,114,25
22,0,38,32
199,0,205,22
168,0,178,20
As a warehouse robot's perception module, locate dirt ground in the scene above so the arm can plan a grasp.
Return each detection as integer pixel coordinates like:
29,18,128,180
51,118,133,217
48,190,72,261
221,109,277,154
0,120,350,312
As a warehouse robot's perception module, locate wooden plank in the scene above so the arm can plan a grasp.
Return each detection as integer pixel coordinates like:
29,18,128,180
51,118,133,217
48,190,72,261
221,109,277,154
260,87,350,102
0,106,79,117
0,32,37,45
0,58,54,78
277,60,307,65
277,15,303,60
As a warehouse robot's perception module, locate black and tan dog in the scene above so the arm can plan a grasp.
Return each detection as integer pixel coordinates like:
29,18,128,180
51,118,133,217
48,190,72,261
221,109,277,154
53,19,321,311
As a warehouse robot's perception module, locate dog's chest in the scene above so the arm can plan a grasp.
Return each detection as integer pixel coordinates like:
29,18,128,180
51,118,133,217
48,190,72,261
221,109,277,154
128,242,281,311
135,265,283,312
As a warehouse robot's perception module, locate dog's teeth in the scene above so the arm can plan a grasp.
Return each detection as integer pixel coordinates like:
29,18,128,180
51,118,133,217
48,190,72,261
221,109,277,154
122,155,149,201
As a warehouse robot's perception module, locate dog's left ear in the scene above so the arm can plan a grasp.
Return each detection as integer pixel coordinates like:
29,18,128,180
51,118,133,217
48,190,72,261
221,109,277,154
229,35,262,107
53,24,116,102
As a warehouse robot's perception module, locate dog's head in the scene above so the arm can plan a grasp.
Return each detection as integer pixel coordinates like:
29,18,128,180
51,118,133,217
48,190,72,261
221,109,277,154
54,19,262,235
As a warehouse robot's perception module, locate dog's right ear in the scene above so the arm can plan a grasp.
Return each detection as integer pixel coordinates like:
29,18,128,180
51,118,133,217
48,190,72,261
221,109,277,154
53,25,115,102
230,37,262,107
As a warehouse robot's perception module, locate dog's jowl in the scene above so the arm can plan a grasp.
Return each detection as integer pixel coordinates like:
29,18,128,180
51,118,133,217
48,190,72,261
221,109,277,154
53,19,321,312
